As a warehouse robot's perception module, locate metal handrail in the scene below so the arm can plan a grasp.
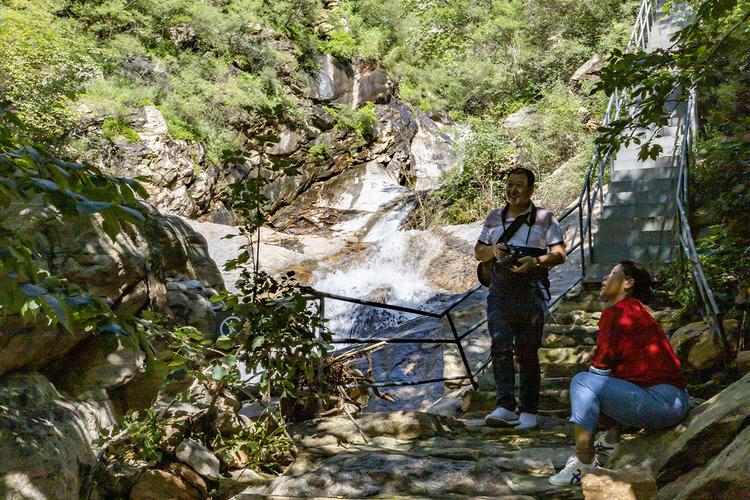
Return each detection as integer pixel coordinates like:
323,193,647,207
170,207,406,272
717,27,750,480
675,89,731,359
306,0,661,393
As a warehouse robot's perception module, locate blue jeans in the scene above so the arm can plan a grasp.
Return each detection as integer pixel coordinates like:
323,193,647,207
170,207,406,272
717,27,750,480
487,292,548,414
569,371,692,432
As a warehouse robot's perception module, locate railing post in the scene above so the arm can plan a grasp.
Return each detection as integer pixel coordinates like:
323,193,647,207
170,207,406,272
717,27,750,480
586,172,594,263
447,312,478,390
579,189,587,279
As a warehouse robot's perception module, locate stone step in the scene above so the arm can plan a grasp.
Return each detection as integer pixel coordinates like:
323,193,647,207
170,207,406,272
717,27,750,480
632,125,678,138
476,372,572,392
461,388,572,413
539,346,595,378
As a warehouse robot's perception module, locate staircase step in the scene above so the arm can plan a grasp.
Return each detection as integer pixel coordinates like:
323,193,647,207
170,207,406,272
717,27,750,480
604,190,675,205
611,165,678,181
593,244,677,262
609,177,677,193
612,158,678,173
633,125,678,138
595,227,676,245
602,202,675,219
596,215,676,231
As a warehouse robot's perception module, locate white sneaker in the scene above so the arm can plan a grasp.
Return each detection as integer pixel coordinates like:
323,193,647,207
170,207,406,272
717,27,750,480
548,455,599,486
514,412,538,430
594,434,620,465
485,406,519,427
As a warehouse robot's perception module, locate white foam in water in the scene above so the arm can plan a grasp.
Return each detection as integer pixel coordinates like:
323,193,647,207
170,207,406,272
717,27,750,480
314,200,443,338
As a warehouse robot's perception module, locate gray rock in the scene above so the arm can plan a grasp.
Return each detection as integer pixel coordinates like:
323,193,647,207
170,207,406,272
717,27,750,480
43,332,146,398
502,107,536,129
129,469,200,500
0,373,116,500
670,320,738,371
176,438,221,481
609,371,750,485
571,54,605,82
673,424,750,499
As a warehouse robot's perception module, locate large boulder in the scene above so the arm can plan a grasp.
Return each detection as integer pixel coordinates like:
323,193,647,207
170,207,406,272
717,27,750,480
608,371,750,486
0,373,116,499
43,332,146,400
0,203,223,378
669,320,738,372
671,423,750,499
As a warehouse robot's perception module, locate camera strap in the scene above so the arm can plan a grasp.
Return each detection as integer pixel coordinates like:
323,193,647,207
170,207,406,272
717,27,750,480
496,210,532,246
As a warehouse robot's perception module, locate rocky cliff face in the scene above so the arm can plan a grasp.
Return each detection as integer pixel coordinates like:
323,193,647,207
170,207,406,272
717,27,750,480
77,55,458,230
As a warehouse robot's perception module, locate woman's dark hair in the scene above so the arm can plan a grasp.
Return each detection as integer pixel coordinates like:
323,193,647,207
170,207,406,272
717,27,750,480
619,260,653,303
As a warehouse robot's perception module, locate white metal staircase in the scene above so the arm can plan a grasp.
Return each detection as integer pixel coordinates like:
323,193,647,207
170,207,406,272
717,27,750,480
585,1,689,283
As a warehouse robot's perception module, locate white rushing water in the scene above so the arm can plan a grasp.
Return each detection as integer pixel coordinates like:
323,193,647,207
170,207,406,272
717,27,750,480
313,198,445,338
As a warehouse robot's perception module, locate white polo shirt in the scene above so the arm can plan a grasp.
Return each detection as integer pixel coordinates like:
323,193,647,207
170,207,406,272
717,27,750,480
477,203,564,251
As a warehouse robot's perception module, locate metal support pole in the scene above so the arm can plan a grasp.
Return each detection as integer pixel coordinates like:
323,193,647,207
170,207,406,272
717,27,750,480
586,172,594,263
579,191,587,279
447,312,478,390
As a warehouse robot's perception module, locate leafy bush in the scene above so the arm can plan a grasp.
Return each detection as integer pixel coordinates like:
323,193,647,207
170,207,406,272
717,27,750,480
102,118,140,143
0,3,96,140
0,107,147,331
324,102,378,139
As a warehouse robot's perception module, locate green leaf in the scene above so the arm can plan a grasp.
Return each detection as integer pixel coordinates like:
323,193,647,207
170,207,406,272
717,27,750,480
20,283,47,297
167,368,188,380
212,365,229,381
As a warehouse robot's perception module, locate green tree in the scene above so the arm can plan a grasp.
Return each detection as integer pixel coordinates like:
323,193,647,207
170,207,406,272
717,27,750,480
0,2,96,140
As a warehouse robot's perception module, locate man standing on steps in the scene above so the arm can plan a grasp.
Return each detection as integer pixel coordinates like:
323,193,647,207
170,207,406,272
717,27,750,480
474,167,567,430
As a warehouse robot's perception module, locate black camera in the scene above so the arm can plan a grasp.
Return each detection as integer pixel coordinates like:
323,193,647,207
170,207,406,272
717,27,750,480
495,244,546,268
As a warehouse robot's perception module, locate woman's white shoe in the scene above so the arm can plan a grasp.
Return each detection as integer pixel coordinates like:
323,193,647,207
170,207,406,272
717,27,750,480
594,434,620,465
548,455,599,486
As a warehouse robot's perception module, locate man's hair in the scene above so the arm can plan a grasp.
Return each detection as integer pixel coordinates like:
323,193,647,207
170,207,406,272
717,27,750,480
619,260,653,303
507,167,535,188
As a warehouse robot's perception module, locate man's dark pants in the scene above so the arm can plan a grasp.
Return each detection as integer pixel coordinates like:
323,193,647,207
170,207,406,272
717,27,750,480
487,291,547,414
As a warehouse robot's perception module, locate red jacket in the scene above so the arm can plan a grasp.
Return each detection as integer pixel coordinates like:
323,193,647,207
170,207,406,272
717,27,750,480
590,297,687,389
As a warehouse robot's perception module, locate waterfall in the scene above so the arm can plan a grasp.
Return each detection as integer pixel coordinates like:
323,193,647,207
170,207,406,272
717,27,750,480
313,198,445,339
